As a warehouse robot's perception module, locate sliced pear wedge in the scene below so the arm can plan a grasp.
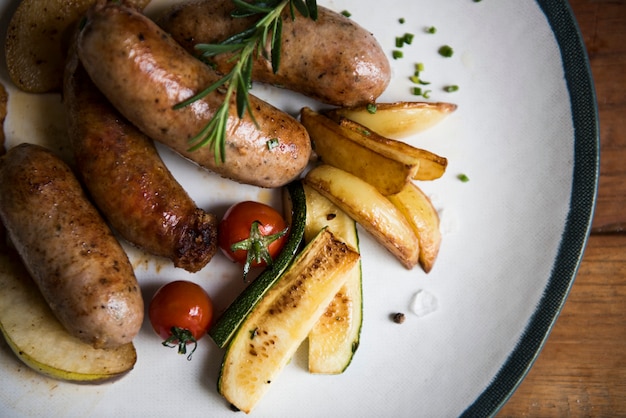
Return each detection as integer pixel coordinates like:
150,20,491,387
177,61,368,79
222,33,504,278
0,252,137,382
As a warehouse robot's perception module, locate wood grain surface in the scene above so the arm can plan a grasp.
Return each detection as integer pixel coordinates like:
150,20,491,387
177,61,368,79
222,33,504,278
498,1,626,416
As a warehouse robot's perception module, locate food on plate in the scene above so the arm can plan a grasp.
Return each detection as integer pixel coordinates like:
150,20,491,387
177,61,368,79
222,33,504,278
4,0,151,93
64,47,218,273
0,143,144,349
301,107,419,195
218,228,360,413
0,252,137,382
218,201,289,280
157,0,391,107
303,184,362,374
209,181,306,348
334,116,448,181
388,182,442,273
76,2,311,188
149,280,214,359
304,164,420,269
325,101,457,139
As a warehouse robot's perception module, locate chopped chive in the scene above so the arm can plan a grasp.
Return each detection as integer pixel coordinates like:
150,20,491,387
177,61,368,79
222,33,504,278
458,174,470,182
341,10,351,17
422,90,432,99
403,33,414,45
366,103,377,114
266,138,279,150
411,87,422,96
415,62,425,72
438,45,454,57
399,17,406,24
410,75,420,84
395,37,404,48
392,50,404,59
426,26,437,34
444,85,459,92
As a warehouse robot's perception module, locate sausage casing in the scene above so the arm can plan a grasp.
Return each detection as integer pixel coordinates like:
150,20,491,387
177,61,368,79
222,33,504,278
157,0,391,107
0,143,144,349
64,47,218,273
77,2,311,188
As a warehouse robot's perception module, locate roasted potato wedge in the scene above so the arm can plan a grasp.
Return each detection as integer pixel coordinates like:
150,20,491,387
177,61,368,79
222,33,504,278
388,183,441,273
0,252,137,382
304,164,419,269
337,117,448,181
5,0,151,93
301,107,418,196
325,101,456,139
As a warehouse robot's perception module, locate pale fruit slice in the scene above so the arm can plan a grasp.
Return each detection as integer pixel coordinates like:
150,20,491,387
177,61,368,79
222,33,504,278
326,101,457,139
303,184,362,374
218,229,360,413
388,182,442,273
0,252,137,382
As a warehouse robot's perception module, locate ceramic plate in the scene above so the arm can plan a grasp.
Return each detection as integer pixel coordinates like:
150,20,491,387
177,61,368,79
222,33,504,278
0,0,598,416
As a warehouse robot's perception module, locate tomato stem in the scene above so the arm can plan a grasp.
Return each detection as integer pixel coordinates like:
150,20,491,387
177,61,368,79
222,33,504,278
231,221,288,281
162,326,198,361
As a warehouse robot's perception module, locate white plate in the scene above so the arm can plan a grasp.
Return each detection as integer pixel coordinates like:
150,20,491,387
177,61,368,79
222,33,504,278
0,0,598,416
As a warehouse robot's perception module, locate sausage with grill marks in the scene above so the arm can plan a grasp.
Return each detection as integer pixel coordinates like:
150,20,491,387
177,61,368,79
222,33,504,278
0,143,144,349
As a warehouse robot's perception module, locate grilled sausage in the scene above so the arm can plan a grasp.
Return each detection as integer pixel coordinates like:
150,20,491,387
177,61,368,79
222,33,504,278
64,47,218,273
77,2,311,188
157,0,391,107
0,143,143,349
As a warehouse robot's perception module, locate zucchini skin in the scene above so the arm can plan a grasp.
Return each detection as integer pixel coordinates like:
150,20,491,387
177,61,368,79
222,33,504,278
209,181,307,348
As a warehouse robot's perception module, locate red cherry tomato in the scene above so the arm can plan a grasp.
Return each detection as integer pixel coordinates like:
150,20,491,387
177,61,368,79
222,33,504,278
148,280,214,359
218,201,289,279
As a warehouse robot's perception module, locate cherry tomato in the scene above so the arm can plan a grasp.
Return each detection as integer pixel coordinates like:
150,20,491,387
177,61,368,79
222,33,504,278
148,280,214,359
218,201,289,279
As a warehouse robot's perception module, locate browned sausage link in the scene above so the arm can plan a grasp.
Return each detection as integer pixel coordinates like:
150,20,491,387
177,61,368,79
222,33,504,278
157,0,391,107
0,144,144,349
77,2,311,189
64,48,218,273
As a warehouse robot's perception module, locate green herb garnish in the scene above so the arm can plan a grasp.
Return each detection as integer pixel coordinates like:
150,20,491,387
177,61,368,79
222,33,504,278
392,50,404,59
341,10,351,17
438,45,454,57
426,26,437,34
366,103,377,114
175,0,318,163
444,85,459,92
458,173,470,182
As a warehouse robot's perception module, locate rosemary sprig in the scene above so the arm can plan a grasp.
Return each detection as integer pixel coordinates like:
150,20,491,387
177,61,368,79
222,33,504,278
174,0,318,163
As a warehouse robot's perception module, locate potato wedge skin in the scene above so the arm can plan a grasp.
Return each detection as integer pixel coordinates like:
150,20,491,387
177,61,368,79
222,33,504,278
0,253,136,382
388,183,442,273
326,101,457,139
336,117,448,181
4,0,151,93
304,164,420,269
301,108,417,196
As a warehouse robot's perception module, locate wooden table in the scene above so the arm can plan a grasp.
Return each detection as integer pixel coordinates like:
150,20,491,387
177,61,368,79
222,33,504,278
498,1,626,416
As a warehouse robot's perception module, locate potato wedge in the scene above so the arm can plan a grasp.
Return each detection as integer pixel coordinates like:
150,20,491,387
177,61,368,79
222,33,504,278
0,252,137,382
301,107,418,196
5,0,151,93
304,164,419,269
337,117,448,181
325,101,457,139
388,183,441,273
